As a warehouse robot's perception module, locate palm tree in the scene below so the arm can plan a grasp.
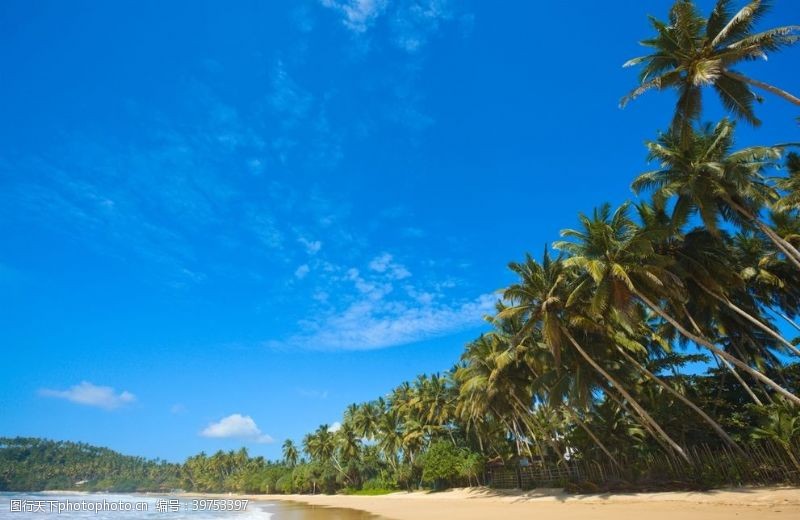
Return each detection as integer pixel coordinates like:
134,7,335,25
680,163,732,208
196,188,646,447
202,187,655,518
376,408,403,469
673,227,800,358
281,439,298,468
621,0,800,128
302,425,335,463
775,152,800,212
732,229,800,331
499,248,692,461
554,202,800,406
632,119,800,270
353,401,381,440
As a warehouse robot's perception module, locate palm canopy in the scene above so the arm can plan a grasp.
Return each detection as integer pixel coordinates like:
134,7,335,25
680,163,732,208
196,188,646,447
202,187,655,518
621,0,800,127
775,152,800,212
281,439,299,467
632,119,800,270
632,118,783,234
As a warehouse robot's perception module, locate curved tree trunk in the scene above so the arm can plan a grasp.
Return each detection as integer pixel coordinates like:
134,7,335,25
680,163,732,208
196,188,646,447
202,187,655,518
563,407,623,469
632,288,800,406
617,348,746,456
726,198,800,271
683,306,766,405
694,280,800,357
767,306,800,333
562,328,691,463
719,353,765,405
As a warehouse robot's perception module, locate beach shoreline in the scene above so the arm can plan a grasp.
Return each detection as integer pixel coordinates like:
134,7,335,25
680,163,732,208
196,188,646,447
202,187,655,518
180,486,800,520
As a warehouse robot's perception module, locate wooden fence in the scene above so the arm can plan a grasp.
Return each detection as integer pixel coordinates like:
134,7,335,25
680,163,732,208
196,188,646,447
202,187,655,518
486,439,800,491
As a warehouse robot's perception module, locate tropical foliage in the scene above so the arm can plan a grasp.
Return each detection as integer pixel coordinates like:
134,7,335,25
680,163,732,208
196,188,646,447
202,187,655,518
4,0,800,496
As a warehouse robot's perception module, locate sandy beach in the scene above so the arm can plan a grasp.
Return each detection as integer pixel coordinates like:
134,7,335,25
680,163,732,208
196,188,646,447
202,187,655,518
257,486,800,520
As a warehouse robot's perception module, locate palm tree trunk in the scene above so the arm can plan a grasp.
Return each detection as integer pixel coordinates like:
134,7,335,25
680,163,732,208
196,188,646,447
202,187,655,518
682,306,765,405
718,352,765,405
767,306,800,333
754,219,800,270
694,280,800,357
617,348,746,456
562,328,691,463
724,71,800,107
726,198,800,270
632,287,800,405
730,343,777,405
563,407,622,468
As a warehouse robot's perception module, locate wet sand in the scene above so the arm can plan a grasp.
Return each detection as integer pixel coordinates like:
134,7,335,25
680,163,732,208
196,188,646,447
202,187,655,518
267,500,384,519
258,486,800,520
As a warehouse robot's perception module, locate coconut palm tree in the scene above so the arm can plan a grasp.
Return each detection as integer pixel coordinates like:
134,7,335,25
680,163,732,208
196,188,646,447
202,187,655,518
303,425,335,463
664,224,800,360
281,439,298,468
632,119,800,270
775,152,800,212
499,248,692,461
621,0,800,128
554,202,800,406
353,401,381,440
376,408,403,469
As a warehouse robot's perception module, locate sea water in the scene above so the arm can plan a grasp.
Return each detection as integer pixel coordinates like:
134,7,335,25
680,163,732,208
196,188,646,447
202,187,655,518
0,493,275,520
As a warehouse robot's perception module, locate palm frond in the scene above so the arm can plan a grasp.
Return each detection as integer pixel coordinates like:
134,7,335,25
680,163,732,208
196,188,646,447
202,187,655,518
713,73,761,126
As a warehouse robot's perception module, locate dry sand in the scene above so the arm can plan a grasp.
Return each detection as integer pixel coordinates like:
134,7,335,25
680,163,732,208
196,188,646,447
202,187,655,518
258,486,800,520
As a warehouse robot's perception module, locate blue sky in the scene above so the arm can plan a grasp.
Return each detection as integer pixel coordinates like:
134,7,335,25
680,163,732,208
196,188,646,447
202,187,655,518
1,0,798,462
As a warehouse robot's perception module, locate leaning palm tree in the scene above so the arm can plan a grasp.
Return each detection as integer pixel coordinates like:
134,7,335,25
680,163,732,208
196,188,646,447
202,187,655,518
281,439,299,468
621,0,800,128
633,119,800,270
499,248,692,462
554,202,800,406
775,152,800,212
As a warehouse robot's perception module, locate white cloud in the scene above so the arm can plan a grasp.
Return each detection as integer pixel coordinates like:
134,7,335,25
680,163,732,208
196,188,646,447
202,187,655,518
295,264,311,279
285,292,495,351
320,0,462,53
298,236,322,255
200,414,274,444
320,0,388,33
39,381,136,410
368,253,410,280
368,253,392,272
391,0,454,52
171,403,187,414
328,421,342,432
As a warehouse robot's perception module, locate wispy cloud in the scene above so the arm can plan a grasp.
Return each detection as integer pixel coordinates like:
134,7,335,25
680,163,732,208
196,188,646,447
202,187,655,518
273,250,495,351
319,0,462,53
287,292,495,350
295,264,311,279
297,388,330,399
298,236,323,255
39,381,136,410
200,414,274,444
390,0,454,52
320,0,388,33
368,252,411,280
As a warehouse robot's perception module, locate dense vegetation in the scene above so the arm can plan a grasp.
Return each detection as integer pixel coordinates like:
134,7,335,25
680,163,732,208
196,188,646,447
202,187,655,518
4,0,800,496
0,438,182,492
